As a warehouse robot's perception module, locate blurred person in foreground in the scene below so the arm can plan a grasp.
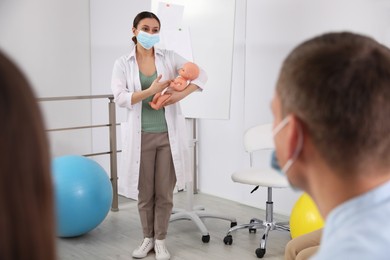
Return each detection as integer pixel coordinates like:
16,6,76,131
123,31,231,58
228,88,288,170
0,50,56,260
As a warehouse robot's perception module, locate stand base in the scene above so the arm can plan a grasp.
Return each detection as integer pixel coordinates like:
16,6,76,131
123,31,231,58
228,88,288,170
171,131,237,243
170,205,237,243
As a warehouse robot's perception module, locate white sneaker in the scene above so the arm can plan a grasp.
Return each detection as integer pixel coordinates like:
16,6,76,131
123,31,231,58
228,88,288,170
154,239,171,260
132,237,154,258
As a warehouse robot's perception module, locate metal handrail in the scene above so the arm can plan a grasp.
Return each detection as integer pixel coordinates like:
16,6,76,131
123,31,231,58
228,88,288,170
38,94,112,102
38,94,119,212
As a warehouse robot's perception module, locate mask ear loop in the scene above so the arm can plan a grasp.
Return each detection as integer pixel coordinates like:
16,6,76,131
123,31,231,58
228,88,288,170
281,122,304,173
272,116,290,136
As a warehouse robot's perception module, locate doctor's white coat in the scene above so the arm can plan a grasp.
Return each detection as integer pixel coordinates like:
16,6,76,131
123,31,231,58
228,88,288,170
111,47,208,200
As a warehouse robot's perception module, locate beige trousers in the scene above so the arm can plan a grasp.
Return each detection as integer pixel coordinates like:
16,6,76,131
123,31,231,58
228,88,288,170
284,228,322,260
138,132,177,240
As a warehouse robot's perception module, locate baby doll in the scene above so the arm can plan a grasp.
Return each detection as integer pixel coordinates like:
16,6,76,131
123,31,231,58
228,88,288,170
149,62,200,110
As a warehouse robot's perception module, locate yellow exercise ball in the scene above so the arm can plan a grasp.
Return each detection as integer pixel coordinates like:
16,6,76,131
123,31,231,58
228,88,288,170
290,193,324,238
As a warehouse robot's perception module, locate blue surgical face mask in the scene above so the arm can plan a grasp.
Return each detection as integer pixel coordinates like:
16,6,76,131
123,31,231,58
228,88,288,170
136,30,160,50
272,116,303,175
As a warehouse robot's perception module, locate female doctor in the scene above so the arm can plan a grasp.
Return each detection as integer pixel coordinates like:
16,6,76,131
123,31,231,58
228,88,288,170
111,11,207,260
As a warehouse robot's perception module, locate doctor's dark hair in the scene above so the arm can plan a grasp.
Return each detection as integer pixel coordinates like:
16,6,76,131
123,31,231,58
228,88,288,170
0,51,55,260
132,11,161,44
276,32,390,174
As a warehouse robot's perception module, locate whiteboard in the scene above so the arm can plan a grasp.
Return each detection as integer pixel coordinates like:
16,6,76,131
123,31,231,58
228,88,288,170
152,0,236,119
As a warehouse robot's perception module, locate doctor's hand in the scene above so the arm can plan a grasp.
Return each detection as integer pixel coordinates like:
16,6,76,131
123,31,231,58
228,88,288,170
161,89,189,106
161,83,200,106
149,75,171,95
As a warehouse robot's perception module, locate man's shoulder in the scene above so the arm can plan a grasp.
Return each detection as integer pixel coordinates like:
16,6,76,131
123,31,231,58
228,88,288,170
313,233,390,260
315,193,390,260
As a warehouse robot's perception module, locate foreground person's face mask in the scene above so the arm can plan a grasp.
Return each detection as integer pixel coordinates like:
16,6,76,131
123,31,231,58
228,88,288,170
272,116,303,175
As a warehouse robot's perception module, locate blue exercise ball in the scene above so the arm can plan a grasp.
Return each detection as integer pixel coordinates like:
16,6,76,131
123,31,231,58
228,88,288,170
52,155,113,237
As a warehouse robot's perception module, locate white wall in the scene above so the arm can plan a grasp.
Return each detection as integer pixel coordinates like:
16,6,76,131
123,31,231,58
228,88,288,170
197,0,390,216
0,0,92,157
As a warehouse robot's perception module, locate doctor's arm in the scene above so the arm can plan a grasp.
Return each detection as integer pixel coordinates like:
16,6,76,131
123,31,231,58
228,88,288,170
162,83,199,106
111,61,170,108
111,60,133,109
131,75,170,105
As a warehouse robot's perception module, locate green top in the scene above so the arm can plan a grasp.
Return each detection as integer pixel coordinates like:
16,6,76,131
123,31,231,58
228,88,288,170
139,71,168,133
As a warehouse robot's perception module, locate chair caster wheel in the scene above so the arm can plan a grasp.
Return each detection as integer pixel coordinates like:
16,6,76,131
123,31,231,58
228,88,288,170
223,235,233,245
255,248,266,258
202,235,210,243
230,221,237,228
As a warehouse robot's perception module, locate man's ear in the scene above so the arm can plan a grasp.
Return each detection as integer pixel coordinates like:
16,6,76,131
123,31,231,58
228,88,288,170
285,115,303,159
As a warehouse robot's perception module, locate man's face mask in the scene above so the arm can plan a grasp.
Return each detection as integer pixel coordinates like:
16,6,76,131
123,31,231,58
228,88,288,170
136,30,160,50
272,116,303,175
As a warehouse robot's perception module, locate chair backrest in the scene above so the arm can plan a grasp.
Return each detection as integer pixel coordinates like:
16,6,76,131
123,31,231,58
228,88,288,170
244,123,274,153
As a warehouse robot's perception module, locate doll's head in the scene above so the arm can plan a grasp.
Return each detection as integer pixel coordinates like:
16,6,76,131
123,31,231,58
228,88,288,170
179,62,199,80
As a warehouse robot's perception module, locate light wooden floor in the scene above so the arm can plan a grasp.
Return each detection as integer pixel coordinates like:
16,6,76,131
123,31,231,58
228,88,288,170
57,191,291,260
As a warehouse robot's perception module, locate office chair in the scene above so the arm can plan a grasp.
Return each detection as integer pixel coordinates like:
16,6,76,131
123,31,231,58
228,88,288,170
170,124,237,243
223,123,290,258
